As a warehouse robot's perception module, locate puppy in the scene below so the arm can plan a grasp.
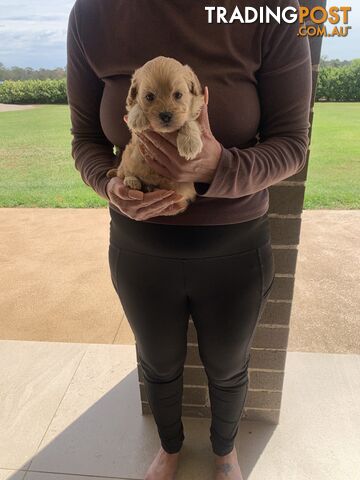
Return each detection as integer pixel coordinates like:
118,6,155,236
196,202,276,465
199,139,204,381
106,56,205,214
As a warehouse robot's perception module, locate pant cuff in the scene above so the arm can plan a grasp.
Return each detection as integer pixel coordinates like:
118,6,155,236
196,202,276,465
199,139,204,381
212,443,235,456
161,430,185,454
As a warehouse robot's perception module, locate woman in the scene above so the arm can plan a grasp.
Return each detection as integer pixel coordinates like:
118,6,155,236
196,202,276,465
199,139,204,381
66,1,312,478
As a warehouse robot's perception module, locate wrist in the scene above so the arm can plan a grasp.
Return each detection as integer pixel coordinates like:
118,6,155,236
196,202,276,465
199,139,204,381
194,142,227,197
201,140,222,183
199,167,216,184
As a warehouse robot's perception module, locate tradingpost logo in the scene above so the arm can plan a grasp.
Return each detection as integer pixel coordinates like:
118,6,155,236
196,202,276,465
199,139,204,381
298,6,351,37
205,5,352,37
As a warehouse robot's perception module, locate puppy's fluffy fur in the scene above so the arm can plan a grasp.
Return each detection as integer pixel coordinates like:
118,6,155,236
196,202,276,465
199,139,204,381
106,56,205,214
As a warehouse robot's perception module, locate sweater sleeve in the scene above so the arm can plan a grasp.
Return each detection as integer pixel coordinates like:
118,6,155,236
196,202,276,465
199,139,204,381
194,0,312,198
66,0,117,201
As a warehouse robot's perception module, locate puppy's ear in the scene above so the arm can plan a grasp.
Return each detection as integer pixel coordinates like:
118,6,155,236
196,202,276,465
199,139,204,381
126,72,139,111
183,65,203,96
125,68,150,131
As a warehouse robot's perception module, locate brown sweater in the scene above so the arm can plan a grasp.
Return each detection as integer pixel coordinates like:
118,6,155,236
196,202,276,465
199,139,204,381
66,0,312,226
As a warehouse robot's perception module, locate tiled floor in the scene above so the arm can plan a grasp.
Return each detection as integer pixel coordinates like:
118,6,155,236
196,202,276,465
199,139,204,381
1,340,359,480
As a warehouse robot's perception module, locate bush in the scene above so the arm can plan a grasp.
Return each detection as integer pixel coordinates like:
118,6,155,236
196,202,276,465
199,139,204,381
316,59,360,102
0,78,68,104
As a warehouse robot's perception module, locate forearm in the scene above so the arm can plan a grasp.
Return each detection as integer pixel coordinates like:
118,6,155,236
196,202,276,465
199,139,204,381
67,2,116,203
196,0,312,199
194,132,309,198
71,132,117,201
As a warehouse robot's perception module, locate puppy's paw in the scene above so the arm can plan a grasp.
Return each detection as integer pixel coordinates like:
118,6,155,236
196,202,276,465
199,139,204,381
124,176,142,190
174,199,190,214
177,133,203,161
106,168,119,179
143,183,157,193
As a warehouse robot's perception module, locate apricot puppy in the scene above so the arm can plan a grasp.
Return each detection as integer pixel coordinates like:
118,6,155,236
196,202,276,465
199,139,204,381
106,56,205,214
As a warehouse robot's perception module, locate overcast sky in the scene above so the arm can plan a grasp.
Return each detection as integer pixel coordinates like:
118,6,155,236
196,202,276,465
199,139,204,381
0,0,359,69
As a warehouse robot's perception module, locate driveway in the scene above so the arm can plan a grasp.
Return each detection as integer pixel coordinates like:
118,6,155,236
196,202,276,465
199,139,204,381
0,208,359,353
0,103,40,112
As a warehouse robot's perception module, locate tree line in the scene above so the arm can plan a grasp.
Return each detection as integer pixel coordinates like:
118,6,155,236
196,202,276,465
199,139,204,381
0,63,66,81
0,57,359,102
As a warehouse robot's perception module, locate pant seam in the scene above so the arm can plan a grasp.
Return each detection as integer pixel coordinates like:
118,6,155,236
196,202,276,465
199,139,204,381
108,244,268,261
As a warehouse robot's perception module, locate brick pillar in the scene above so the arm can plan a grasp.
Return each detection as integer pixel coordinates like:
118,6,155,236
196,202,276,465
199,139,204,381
138,1,325,424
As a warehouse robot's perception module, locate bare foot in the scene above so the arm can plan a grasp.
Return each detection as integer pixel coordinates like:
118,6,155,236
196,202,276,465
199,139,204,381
144,446,181,480
214,446,244,480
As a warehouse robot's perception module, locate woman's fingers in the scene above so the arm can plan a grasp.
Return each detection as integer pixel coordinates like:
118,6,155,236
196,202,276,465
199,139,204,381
115,180,174,204
157,202,187,217
138,142,173,178
106,176,185,220
204,85,209,105
109,177,180,206
138,131,179,162
157,130,178,146
136,196,186,220
111,192,183,221
139,189,182,206
137,191,184,212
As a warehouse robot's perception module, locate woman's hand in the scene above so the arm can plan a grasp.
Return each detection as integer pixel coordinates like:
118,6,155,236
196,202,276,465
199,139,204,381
127,86,222,184
106,177,185,221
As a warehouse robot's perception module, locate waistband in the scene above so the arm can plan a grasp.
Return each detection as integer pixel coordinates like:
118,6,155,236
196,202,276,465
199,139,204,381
109,206,271,259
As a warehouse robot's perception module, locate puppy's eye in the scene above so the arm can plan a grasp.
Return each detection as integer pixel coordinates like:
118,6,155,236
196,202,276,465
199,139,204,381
145,92,155,102
174,91,183,100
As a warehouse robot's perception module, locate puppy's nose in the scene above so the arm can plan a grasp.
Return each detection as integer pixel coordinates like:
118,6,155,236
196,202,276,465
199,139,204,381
159,111,173,123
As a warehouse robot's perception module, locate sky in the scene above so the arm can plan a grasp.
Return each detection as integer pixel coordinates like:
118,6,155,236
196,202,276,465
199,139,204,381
0,0,359,69
0,0,74,69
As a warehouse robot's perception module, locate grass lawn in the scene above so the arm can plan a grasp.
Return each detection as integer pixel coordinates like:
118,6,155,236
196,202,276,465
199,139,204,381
0,105,106,208
306,102,360,209
0,103,359,208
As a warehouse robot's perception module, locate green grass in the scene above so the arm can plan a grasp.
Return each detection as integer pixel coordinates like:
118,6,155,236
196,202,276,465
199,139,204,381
305,102,360,209
0,103,359,208
0,105,107,207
